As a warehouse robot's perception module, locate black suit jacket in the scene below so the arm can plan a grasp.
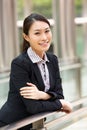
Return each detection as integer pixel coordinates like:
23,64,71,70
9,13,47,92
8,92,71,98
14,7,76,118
0,52,64,124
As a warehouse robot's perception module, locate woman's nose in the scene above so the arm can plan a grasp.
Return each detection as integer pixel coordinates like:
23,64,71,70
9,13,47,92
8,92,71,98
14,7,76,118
41,33,47,40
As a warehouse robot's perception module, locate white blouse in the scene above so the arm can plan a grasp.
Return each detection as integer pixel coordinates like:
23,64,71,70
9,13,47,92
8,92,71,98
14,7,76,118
27,47,50,92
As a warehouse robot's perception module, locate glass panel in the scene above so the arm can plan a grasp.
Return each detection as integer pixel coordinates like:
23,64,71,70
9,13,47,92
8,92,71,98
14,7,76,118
0,73,9,108
81,66,87,97
61,69,80,101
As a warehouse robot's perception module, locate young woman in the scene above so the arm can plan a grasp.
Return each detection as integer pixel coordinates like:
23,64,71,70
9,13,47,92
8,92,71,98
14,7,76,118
0,13,72,129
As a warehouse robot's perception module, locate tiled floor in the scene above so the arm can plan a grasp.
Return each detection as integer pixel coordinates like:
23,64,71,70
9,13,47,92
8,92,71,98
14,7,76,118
61,116,87,130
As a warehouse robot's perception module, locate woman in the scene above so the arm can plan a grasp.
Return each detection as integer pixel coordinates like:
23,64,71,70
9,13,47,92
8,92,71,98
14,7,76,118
0,13,72,129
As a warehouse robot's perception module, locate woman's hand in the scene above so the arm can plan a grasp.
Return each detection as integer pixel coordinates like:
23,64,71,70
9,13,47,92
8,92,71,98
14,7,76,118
60,99,73,113
20,82,51,100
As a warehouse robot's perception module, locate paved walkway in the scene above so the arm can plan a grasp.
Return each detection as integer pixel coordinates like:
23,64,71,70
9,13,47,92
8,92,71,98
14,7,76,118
61,116,87,130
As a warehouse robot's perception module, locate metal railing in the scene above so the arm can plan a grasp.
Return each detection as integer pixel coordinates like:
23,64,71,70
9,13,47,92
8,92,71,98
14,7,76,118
1,96,87,130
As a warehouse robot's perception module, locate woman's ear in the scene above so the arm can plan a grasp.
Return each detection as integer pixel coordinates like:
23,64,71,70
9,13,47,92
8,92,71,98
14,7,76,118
22,33,29,42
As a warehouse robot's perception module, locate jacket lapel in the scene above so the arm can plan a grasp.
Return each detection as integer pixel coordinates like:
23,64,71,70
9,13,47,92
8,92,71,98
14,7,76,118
46,62,54,90
32,63,45,91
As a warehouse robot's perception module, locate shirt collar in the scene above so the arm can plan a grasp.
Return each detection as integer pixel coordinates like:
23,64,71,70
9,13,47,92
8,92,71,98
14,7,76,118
27,47,49,63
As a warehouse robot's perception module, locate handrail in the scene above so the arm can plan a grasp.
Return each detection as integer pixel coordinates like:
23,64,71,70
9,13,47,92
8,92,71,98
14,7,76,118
1,96,87,130
17,17,87,29
0,63,81,85
45,106,87,130
60,63,81,71
0,63,81,74
0,63,81,78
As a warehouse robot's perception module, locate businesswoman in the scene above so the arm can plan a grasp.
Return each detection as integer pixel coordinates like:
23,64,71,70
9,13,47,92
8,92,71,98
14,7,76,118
0,13,72,129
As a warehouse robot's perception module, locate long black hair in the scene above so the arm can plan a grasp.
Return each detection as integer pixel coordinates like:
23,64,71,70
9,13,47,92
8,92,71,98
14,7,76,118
22,13,51,52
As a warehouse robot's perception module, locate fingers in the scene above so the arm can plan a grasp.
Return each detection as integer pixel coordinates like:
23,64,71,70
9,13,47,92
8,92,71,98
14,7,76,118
20,86,32,91
20,82,36,91
20,86,34,96
61,107,72,114
60,99,73,114
26,82,35,87
20,82,39,100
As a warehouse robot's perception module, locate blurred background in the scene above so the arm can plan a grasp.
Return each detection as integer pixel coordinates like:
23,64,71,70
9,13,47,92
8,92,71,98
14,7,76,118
0,0,87,129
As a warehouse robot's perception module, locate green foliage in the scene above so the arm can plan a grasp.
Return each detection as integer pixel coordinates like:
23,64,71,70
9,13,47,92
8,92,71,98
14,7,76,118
16,0,52,20
16,0,24,20
32,0,52,18
74,0,82,17
32,0,51,5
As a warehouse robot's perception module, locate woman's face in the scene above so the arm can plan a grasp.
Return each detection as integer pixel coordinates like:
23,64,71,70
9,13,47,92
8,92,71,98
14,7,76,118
24,21,52,58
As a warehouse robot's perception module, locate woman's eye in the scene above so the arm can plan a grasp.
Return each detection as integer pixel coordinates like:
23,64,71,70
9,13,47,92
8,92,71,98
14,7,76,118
45,30,50,33
34,32,40,35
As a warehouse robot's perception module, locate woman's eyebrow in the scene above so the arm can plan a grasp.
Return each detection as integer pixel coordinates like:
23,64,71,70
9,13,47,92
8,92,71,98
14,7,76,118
33,27,50,32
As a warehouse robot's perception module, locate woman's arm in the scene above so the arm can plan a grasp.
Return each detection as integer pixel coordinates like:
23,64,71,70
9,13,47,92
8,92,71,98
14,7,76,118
20,82,51,100
20,83,72,114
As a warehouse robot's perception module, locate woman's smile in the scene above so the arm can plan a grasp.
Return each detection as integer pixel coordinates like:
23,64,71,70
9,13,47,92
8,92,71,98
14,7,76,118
39,40,49,46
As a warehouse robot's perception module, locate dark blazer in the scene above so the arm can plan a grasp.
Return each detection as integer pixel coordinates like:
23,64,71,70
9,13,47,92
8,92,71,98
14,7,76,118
0,52,64,124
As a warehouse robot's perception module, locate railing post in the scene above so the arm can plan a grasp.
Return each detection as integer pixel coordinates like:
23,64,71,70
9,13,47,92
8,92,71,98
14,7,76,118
31,119,47,130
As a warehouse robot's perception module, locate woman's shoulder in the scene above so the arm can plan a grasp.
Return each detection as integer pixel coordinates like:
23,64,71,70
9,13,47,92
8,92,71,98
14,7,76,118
46,52,58,61
10,52,33,73
11,52,30,65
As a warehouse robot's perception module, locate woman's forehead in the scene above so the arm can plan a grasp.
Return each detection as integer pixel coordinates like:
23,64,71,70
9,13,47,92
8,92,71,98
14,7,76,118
30,21,50,31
